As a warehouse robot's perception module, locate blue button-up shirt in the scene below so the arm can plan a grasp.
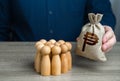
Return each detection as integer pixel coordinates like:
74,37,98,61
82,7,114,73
0,0,116,41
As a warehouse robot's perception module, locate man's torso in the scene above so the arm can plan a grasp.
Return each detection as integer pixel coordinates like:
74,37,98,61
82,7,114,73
10,0,87,41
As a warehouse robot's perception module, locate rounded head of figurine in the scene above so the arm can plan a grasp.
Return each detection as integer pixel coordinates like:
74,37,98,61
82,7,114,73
49,39,56,44
51,45,61,55
58,40,65,45
40,45,51,55
60,44,68,53
65,42,72,51
39,39,47,44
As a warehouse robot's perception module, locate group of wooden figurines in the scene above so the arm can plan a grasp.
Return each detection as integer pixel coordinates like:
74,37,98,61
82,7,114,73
34,39,72,76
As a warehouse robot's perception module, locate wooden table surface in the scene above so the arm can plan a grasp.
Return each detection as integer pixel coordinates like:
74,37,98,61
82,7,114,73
0,42,120,81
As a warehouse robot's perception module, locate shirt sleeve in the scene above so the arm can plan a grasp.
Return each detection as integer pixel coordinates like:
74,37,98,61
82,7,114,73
85,0,116,30
0,0,11,41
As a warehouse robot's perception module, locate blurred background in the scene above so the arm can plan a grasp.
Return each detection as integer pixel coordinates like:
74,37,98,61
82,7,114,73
110,0,120,41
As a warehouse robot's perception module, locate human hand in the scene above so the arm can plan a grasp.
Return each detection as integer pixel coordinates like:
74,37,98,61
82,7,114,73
102,26,116,53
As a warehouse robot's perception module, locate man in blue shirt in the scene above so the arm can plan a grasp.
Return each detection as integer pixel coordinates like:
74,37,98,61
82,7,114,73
0,0,116,52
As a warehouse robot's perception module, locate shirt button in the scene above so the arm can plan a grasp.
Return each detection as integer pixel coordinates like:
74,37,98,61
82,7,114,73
49,11,53,15
50,29,53,34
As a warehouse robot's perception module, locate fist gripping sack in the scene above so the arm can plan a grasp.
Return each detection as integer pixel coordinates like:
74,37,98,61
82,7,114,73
76,13,107,62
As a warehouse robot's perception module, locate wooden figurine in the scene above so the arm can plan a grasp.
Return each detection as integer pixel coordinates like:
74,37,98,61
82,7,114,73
51,45,61,75
34,41,44,73
40,45,51,76
60,44,69,73
65,42,72,70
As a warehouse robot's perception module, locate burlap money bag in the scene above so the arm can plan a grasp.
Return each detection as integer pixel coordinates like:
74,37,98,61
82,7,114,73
76,13,107,62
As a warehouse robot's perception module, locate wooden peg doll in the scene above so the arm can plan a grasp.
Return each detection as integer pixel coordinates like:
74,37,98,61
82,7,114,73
34,42,44,73
65,42,72,70
51,45,61,75
40,45,51,76
60,44,69,73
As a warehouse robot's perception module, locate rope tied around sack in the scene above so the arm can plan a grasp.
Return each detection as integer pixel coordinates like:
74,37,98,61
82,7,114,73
88,13,103,24
88,13,103,33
